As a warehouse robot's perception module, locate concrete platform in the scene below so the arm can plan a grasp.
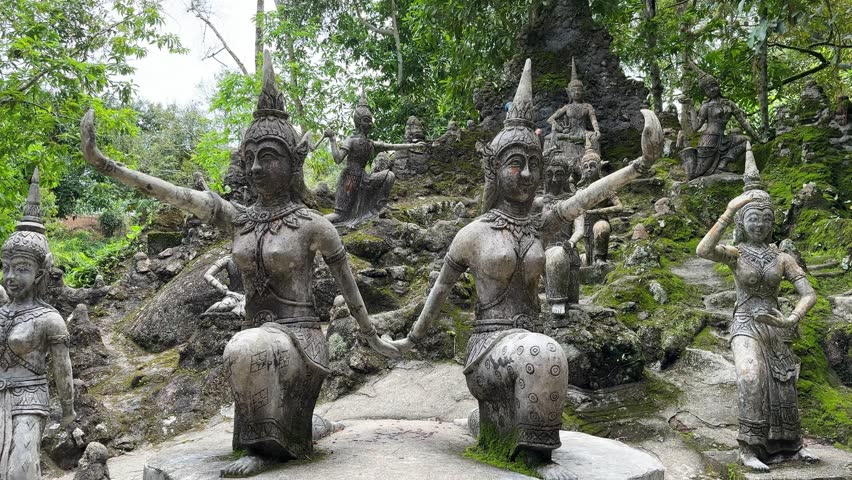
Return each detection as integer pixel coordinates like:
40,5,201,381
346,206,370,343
142,419,665,480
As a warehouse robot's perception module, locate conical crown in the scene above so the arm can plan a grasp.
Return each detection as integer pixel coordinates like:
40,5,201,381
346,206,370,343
504,58,535,129
243,50,300,155
2,167,50,263
568,57,583,89
742,142,762,191
353,88,373,123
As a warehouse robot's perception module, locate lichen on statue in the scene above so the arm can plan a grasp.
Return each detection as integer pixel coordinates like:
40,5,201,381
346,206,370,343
388,59,665,480
0,168,76,480
80,50,399,478
696,143,819,472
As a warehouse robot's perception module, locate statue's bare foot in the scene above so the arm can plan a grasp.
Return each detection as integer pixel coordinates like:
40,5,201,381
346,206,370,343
220,455,272,478
797,447,819,463
740,447,769,472
535,462,578,480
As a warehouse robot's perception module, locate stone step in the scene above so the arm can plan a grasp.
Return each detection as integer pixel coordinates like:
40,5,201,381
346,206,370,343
703,447,852,479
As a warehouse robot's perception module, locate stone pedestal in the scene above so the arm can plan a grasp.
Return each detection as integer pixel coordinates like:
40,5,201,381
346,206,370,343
141,419,664,480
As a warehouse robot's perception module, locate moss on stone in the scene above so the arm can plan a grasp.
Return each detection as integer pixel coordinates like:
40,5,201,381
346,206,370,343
463,423,541,478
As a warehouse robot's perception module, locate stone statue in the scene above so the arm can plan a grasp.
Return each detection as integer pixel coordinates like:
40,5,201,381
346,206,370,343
433,120,461,146
81,51,398,477
835,95,850,126
73,442,110,480
388,59,664,480
680,64,759,180
696,143,818,471
325,92,424,225
534,154,582,315
0,168,76,480
575,146,623,265
543,57,601,172
204,254,245,317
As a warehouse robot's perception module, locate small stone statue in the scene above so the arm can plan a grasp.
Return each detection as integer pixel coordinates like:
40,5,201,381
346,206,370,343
544,57,601,172
0,168,76,480
432,120,461,146
835,95,850,126
696,143,818,471
81,51,398,478
204,255,245,317
405,115,426,143
575,146,623,265
73,442,110,480
325,92,425,225
680,63,759,179
534,156,582,314
388,59,664,480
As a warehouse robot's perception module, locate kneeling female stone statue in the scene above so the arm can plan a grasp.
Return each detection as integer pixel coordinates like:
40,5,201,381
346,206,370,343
81,51,398,477
388,59,664,480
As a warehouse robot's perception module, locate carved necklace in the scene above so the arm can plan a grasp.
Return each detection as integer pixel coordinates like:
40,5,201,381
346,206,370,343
482,209,538,241
739,243,778,272
233,202,313,297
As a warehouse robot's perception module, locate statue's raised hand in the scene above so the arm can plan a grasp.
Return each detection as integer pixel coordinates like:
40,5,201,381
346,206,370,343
80,110,114,172
726,192,754,212
382,335,414,355
635,109,664,173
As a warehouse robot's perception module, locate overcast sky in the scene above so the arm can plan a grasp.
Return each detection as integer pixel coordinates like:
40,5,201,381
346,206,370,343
129,0,270,106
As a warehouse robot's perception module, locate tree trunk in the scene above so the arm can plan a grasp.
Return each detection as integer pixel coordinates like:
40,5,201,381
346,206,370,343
677,1,694,136
644,0,663,113
255,0,264,73
757,3,769,136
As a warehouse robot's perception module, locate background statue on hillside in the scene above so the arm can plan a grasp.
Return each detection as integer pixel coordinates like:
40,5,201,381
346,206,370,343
325,92,425,225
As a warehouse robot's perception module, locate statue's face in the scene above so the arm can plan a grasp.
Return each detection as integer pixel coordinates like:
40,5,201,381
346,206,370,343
357,114,374,135
569,85,583,102
580,158,601,183
498,145,541,205
544,165,567,195
704,80,721,99
244,138,291,196
743,207,774,243
1,256,41,300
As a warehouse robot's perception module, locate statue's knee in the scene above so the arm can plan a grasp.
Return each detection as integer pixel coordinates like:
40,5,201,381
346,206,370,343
735,357,762,385
593,220,610,238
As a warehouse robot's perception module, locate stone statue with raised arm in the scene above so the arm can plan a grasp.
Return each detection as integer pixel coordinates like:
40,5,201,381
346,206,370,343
696,143,818,471
681,64,760,179
81,51,398,477
575,146,623,265
204,254,245,317
0,168,75,480
325,91,424,225
544,58,601,172
387,59,664,480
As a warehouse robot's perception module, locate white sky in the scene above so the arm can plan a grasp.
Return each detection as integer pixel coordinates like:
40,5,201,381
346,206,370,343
129,0,271,106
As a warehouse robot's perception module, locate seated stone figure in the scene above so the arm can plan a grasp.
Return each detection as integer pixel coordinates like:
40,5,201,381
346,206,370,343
388,59,664,480
204,254,245,317
697,144,818,472
544,57,601,173
575,146,623,265
534,154,582,315
80,51,398,477
680,63,759,179
0,168,76,480
325,93,424,225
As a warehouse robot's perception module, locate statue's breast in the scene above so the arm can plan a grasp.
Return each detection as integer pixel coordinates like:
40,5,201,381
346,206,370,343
347,136,374,168
231,226,315,294
473,233,545,292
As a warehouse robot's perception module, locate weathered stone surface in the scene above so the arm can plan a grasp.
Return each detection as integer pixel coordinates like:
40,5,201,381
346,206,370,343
66,304,110,374
46,268,110,318
703,446,852,479
824,323,852,386
140,419,665,480
128,247,227,352
545,304,645,389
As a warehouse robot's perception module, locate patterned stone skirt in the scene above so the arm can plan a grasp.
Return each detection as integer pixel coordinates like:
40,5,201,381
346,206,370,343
223,321,329,460
464,328,569,453
730,314,802,460
0,375,48,480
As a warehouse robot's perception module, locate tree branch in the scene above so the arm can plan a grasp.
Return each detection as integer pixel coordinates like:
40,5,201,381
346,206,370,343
768,42,830,87
190,6,250,75
354,15,393,36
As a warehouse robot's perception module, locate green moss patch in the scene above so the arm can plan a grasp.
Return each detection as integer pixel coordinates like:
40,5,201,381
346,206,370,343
463,423,540,478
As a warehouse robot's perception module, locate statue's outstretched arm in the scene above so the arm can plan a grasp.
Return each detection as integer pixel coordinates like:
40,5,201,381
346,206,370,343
554,110,663,223
732,102,759,139
588,105,600,136
373,140,425,152
81,110,229,225
695,194,751,265
47,313,75,427
204,256,232,295
547,106,566,127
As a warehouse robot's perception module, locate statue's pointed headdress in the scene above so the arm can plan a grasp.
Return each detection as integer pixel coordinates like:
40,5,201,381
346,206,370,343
353,88,373,124
242,50,308,201
2,167,51,265
735,142,774,242
689,61,719,92
568,57,583,90
480,59,541,213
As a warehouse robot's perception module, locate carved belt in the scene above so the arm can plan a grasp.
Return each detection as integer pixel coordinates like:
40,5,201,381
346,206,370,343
473,314,533,333
271,316,321,329
0,374,46,391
